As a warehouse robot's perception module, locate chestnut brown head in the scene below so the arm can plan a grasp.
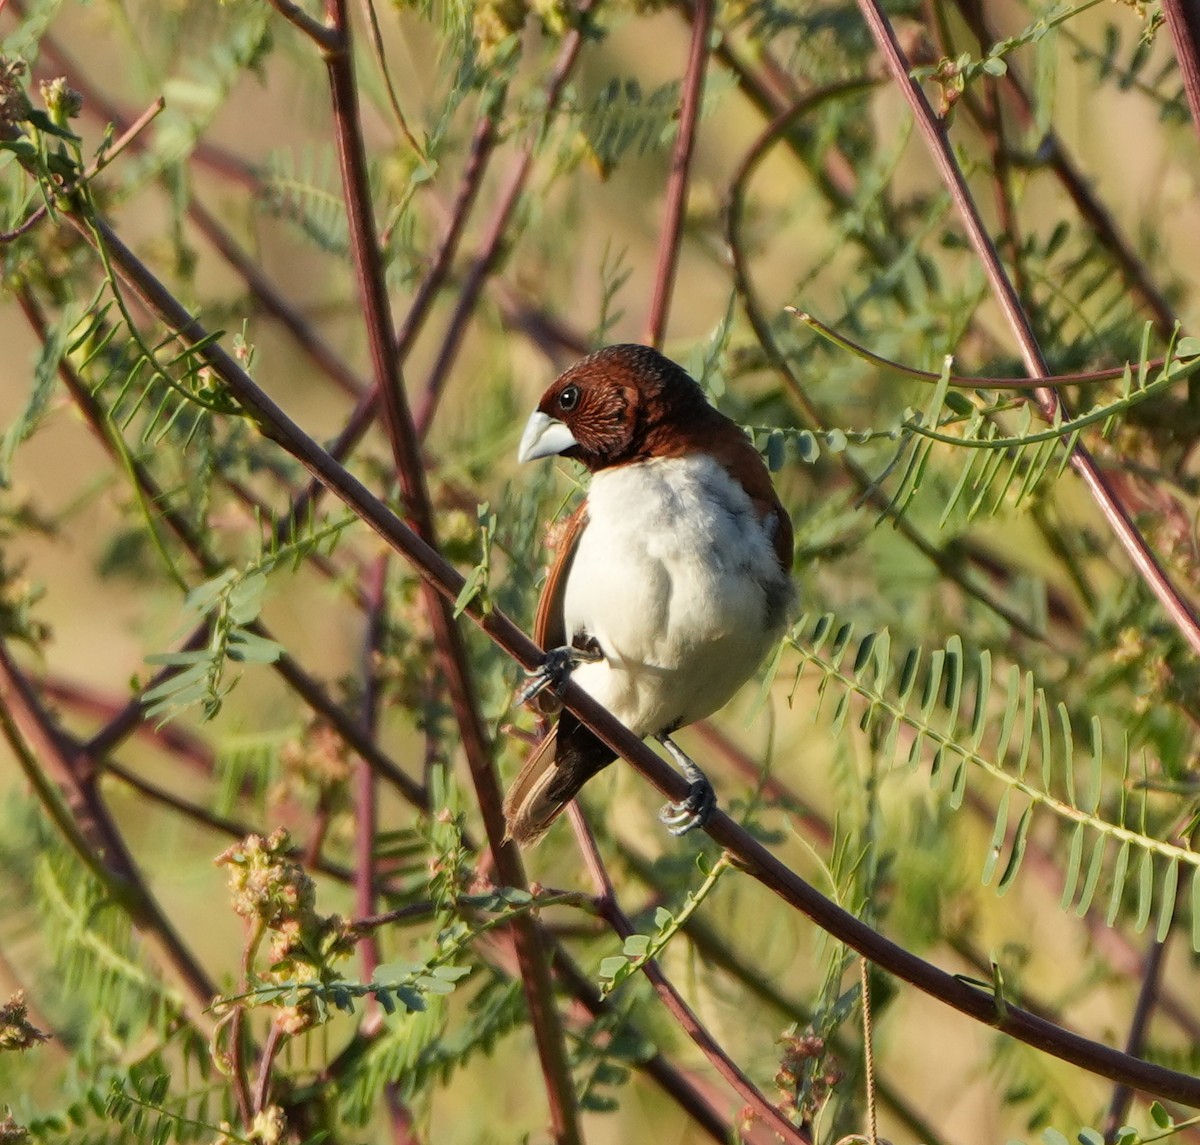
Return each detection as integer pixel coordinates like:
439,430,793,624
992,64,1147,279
517,344,714,472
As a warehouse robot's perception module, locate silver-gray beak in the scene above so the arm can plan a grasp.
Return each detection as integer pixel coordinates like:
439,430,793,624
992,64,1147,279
517,410,578,463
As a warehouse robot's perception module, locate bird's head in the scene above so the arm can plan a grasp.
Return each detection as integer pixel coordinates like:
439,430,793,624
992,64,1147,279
517,344,714,472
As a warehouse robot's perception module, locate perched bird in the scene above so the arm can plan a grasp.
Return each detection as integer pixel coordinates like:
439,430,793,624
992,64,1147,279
503,344,794,846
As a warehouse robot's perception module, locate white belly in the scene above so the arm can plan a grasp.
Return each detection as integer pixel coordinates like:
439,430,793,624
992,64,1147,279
563,454,792,737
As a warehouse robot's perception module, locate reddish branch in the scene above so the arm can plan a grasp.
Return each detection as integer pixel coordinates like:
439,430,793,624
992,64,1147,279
317,0,582,1136
59,207,1200,1106
853,0,1200,661
570,807,810,1144
412,2,597,436
644,0,713,350
16,289,427,809
1162,0,1200,133
0,638,219,1027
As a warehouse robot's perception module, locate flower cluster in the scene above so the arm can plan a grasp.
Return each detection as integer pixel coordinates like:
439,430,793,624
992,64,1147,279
216,829,356,1034
0,992,48,1053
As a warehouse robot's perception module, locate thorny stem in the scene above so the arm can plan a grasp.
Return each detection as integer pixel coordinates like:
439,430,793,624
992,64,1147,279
854,0,1200,659
316,0,582,1137
644,0,713,350
569,807,809,1144
49,178,1200,1109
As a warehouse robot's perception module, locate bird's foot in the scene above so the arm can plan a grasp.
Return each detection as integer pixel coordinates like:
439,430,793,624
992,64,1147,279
517,644,602,707
656,734,717,837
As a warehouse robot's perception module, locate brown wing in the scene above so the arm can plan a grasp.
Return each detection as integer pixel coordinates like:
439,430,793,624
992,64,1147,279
534,500,588,651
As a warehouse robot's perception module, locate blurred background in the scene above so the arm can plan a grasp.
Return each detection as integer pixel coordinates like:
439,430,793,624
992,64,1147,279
2,0,1200,1141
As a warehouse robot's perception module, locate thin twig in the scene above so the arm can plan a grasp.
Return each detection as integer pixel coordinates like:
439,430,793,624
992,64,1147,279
253,1019,288,1115
263,0,337,51
413,3,595,436
65,208,1200,1106
854,0,1200,659
644,0,713,349
356,554,388,986
318,1,582,1136
1161,0,1200,133
790,307,1167,389
569,806,808,1144
861,958,878,1145
1103,935,1170,1140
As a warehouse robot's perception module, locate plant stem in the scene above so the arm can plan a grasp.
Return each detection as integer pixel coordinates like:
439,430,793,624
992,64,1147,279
644,0,713,350
63,207,1200,1106
854,0,1200,660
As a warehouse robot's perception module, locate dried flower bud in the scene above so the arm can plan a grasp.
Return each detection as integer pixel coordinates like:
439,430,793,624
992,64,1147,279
215,829,315,927
0,1112,29,1145
0,58,32,128
0,993,49,1052
39,77,82,124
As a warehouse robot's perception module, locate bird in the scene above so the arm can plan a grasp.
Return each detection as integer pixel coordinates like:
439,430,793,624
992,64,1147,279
502,343,795,847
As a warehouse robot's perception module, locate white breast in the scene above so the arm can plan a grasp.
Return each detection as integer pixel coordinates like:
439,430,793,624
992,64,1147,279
563,454,793,738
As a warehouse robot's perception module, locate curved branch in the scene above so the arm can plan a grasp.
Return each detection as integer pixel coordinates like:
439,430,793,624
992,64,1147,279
76,209,1200,1106
853,0,1200,659
724,85,1057,641
790,308,1171,391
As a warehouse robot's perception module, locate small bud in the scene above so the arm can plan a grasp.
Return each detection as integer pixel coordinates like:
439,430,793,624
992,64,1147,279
39,77,82,125
0,1112,29,1144
0,57,32,127
0,993,49,1052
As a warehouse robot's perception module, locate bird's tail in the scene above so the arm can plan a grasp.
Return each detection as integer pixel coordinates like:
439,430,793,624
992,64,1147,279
503,717,616,846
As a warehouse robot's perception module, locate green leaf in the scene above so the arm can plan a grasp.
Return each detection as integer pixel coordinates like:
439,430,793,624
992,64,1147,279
997,804,1033,894
1176,337,1200,358
1134,849,1154,933
1060,824,1085,911
1156,857,1178,943
983,788,1010,886
622,934,650,957
1,314,67,486
598,956,629,980
794,430,820,463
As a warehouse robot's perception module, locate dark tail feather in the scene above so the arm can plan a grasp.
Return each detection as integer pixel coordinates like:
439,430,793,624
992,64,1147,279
503,715,616,846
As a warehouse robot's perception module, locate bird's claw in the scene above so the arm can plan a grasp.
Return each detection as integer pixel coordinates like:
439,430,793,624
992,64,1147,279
659,774,717,836
655,739,717,837
517,644,601,708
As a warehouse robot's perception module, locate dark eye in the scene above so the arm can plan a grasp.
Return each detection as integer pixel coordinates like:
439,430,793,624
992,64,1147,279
558,384,580,412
